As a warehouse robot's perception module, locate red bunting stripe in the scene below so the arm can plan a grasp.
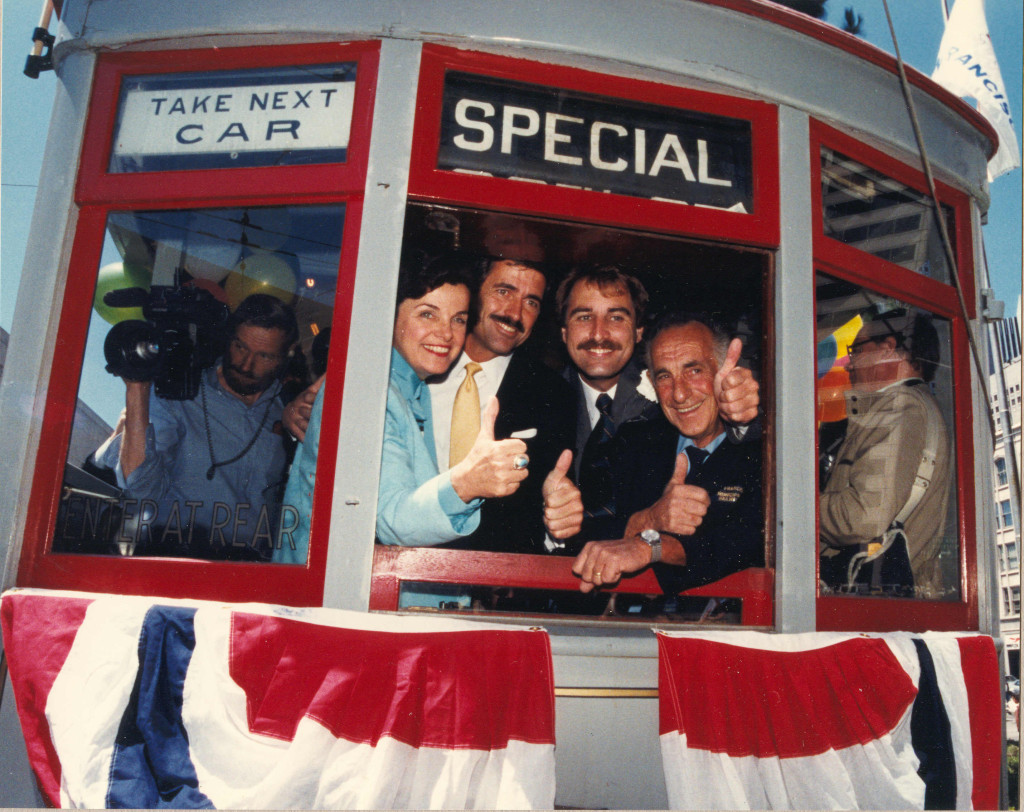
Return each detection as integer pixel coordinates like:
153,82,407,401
229,613,556,749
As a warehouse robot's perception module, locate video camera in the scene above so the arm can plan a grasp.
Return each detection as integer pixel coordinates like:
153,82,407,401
103,285,229,400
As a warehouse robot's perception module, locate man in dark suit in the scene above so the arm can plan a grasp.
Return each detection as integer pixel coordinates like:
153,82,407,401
555,266,661,485
556,265,759,542
428,256,581,555
571,313,763,595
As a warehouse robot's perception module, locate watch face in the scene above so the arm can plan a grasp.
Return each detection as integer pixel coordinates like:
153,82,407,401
641,529,659,543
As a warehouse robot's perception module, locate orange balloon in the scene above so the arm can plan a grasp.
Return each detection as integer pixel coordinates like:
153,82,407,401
817,367,851,424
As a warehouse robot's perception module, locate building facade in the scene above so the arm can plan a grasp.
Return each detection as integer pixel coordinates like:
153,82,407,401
990,313,1022,678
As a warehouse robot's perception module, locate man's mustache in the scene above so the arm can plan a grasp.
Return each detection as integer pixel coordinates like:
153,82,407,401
490,314,525,334
225,362,256,380
576,339,623,352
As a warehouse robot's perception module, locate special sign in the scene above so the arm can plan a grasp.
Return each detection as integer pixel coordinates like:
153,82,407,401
110,65,356,171
439,72,754,212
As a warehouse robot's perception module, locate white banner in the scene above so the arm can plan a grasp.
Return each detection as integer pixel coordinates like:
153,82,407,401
932,0,1020,180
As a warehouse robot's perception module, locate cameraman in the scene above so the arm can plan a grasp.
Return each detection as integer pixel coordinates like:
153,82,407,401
95,293,299,560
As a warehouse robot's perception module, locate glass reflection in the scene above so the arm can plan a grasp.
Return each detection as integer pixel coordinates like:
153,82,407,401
54,204,344,564
820,148,955,283
816,274,959,599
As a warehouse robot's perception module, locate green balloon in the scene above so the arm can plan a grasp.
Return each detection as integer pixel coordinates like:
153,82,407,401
92,261,152,325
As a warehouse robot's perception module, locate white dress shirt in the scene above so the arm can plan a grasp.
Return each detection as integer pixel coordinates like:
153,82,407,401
428,351,513,472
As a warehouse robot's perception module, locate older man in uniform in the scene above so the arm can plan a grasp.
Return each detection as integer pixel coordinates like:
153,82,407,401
571,313,763,596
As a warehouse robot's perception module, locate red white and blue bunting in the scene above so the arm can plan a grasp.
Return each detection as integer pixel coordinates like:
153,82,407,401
1,589,556,809
1,590,1003,810
657,630,1001,810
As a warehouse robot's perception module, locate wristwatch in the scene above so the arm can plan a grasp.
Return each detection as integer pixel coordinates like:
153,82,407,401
639,528,662,564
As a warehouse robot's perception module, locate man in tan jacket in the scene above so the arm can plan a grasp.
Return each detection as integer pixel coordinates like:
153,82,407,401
819,310,953,599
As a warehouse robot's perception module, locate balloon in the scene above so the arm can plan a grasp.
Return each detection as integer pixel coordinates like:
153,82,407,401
92,261,152,325
832,314,864,362
223,251,297,310
816,335,838,378
817,313,865,378
817,366,851,424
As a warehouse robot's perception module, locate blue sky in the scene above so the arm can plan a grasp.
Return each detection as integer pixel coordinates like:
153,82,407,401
3,0,1021,334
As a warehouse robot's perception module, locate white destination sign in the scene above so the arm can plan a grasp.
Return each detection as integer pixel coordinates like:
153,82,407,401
112,80,355,159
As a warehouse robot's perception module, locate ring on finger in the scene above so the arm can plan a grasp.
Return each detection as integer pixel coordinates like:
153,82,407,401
513,454,529,470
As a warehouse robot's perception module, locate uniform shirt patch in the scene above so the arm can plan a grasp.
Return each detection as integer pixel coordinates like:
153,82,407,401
716,485,744,503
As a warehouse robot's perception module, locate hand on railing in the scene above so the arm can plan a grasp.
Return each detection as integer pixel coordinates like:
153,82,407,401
571,536,654,593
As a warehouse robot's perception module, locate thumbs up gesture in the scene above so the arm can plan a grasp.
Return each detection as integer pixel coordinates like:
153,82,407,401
669,448,689,486
624,451,709,539
714,338,759,425
450,397,530,502
543,449,583,539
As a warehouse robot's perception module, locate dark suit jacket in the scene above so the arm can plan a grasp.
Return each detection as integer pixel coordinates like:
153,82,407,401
445,346,576,555
580,415,764,593
564,356,661,480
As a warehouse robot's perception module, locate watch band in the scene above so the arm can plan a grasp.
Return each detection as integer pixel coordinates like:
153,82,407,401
640,528,662,564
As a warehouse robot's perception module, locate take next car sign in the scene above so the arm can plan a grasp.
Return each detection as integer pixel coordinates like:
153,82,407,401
109,65,356,172
438,72,754,213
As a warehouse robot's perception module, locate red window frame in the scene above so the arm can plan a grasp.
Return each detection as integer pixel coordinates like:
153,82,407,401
363,45,779,623
17,41,380,606
810,119,979,632
409,44,780,249
76,44,378,205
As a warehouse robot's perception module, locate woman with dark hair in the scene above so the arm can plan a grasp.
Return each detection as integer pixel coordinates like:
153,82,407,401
376,253,529,547
276,253,529,567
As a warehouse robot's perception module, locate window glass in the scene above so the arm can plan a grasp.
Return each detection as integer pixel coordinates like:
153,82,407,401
999,499,1014,529
109,64,357,173
53,204,344,562
997,457,1008,487
1008,541,1019,570
373,204,769,619
820,148,955,283
816,273,959,600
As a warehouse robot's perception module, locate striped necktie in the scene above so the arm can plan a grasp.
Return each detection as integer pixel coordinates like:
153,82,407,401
581,393,616,519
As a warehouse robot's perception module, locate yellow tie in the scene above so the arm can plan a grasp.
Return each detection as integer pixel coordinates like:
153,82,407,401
449,362,483,467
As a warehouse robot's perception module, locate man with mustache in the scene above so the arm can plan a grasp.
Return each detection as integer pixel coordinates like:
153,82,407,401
95,293,298,560
428,256,581,555
555,265,759,546
818,310,952,597
571,313,764,596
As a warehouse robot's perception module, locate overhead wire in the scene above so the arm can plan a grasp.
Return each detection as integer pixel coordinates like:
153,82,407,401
881,0,1022,549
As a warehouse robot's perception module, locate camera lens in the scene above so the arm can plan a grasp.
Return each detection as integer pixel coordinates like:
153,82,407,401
104,319,161,381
